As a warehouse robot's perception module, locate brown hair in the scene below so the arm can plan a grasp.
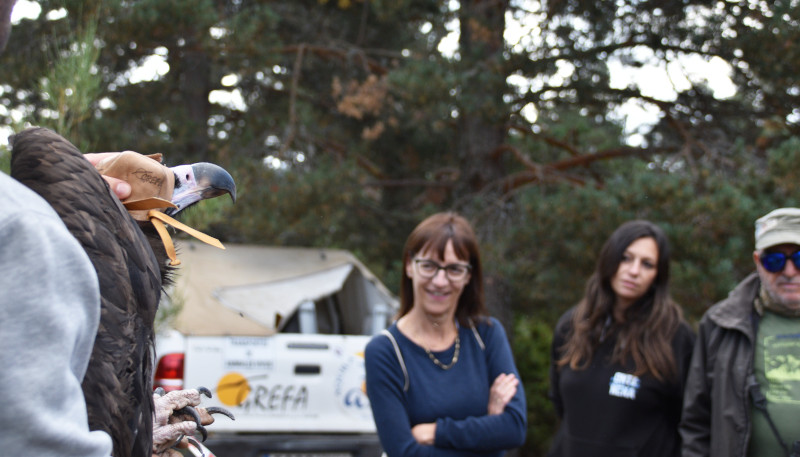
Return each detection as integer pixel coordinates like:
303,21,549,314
398,212,487,325
557,220,683,381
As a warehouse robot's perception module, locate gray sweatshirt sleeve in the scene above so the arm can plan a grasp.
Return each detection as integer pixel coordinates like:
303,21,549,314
0,174,113,457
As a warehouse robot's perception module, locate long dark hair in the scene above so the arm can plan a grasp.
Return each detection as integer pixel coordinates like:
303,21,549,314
557,220,683,381
398,212,487,325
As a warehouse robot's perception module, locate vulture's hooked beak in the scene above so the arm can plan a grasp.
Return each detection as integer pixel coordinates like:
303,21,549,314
166,163,236,216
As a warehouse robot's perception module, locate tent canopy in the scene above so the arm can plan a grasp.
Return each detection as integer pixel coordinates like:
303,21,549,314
167,241,398,336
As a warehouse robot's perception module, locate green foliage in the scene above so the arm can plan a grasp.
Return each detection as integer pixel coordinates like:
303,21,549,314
38,18,101,145
218,155,419,288
177,195,235,237
0,145,9,174
767,137,800,199
513,316,556,456
497,160,767,324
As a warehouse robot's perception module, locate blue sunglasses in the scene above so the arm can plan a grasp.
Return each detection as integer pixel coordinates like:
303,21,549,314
760,251,800,273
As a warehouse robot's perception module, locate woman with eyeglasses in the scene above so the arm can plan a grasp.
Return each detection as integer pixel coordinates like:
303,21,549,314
547,220,695,457
365,212,527,457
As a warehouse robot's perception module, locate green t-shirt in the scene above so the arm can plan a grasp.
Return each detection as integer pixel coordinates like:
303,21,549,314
749,311,800,457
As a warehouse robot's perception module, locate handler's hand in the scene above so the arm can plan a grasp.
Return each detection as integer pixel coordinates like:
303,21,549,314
488,373,518,415
411,422,436,445
84,152,131,200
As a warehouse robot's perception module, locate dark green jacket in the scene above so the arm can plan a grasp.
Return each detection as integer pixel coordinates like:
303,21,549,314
680,273,760,457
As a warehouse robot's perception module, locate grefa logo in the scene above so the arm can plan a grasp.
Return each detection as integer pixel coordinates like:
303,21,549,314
215,372,309,412
334,351,372,418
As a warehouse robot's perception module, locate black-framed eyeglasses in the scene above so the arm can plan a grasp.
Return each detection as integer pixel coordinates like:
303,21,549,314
413,259,472,281
759,250,800,273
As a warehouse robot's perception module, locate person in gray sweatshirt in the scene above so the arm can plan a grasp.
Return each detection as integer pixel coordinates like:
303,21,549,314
0,5,217,456
0,1,113,454
0,171,115,456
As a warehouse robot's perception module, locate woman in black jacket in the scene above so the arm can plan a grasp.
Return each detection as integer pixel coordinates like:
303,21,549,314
548,220,695,457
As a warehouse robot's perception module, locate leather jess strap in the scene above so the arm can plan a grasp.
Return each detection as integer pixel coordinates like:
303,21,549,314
146,210,225,266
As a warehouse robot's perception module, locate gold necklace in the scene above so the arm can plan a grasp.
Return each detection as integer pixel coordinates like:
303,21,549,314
425,334,460,370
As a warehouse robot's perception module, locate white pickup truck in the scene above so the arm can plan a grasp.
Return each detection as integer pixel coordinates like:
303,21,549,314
154,242,398,457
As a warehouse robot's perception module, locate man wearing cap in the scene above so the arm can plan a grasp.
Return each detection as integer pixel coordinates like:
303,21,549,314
681,208,800,457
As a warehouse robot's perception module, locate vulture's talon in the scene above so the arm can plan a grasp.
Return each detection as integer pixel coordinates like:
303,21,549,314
197,386,212,398
176,405,203,425
186,437,205,457
196,423,208,442
206,406,236,421
154,387,166,396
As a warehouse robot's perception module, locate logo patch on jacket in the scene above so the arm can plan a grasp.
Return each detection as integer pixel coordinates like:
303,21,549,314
608,372,640,400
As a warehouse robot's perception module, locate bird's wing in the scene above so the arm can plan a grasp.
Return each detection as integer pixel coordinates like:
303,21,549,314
10,127,159,457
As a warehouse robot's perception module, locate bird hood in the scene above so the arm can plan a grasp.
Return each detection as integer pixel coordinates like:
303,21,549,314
95,150,228,265
94,151,175,221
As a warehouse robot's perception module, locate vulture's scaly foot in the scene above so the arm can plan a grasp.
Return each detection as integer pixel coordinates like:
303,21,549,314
152,388,207,452
156,386,236,446
172,386,222,441
173,404,208,441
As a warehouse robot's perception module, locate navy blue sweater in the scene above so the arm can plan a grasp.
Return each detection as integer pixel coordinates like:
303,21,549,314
365,317,527,457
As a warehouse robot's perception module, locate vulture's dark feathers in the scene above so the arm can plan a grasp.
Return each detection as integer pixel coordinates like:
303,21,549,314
9,127,235,457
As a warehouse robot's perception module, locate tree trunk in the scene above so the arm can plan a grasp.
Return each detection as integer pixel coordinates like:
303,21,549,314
456,0,514,332
456,0,509,193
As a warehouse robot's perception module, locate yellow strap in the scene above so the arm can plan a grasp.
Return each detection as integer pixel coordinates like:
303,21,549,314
150,216,181,266
147,210,225,250
123,198,177,211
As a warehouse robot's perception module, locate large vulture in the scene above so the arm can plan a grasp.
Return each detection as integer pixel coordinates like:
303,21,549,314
9,127,236,457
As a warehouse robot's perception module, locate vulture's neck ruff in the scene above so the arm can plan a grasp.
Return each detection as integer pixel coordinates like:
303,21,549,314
95,151,224,265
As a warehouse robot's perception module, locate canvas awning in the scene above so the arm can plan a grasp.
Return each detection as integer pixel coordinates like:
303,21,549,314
167,241,398,336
